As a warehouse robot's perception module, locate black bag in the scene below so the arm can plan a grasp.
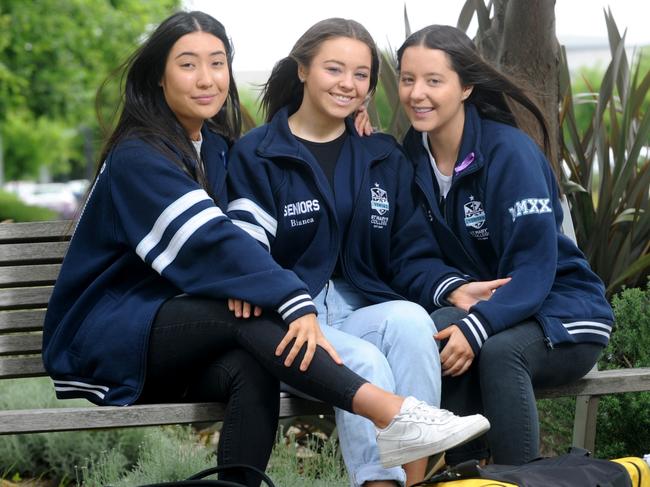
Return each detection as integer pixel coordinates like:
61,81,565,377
415,448,631,487
136,464,276,487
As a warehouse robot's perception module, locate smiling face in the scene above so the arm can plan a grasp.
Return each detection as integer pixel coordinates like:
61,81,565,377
160,31,229,140
398,45,473,137
298,36,372,123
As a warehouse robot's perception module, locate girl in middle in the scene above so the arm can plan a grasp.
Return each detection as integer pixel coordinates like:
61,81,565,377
227,18,501,487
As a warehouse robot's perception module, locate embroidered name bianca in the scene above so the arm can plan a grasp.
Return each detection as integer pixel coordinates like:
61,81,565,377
508,198,552,222
290,217,315,227
284,199,320,217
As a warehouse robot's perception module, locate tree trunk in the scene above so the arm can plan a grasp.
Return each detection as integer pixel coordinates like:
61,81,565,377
475,0,561,173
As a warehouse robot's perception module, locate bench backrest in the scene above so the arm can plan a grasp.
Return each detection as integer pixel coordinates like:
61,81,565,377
0,221,72,380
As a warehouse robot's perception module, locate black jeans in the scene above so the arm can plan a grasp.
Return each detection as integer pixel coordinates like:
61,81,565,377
432,307,603,466
138,296,367,486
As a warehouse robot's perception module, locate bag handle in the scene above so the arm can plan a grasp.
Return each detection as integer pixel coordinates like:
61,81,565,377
138,463,276,487
187,464,275,486
411,459,481,486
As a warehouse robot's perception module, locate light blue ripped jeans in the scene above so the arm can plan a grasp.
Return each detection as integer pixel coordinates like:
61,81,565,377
296,278,441,487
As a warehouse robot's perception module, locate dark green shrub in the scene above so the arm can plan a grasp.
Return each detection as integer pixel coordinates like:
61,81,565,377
538,396,575,457
539,283,650,458
559,14,650,296
595,282,650,458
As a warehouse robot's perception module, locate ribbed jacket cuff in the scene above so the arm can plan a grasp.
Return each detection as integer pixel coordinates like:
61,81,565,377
457,312,490,356
276,292,317,324
433,275,470,307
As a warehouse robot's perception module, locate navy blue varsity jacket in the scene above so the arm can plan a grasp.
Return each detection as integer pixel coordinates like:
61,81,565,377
43,127,316,406
402,104,614,355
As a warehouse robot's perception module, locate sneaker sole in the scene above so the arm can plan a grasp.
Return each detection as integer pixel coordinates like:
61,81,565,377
379,416,489,468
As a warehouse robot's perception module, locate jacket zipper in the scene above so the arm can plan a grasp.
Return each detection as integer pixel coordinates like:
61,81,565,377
416,175,483,273
341,161,402,301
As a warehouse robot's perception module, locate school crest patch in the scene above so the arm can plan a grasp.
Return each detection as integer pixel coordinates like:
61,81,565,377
464,196,489,240
370,183,389,229
371,184,389,215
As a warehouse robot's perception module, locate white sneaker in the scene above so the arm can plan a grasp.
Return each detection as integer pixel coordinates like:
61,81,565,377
376,396,490,468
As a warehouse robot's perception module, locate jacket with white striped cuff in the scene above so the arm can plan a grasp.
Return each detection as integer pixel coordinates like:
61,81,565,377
226,107,469,310
42,128,315,406
403,104,614,355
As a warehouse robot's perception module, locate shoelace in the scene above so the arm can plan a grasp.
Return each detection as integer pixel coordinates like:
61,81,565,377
402,401,456,424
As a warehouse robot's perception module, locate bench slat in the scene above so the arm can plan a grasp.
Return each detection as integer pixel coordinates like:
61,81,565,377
0,333,42,356
0,356,46,379
0,221,71,242
536,367,650,398
0,309,45,332
0,242,68,265
0,287,53,309
0,397,331,435
0,264,61,286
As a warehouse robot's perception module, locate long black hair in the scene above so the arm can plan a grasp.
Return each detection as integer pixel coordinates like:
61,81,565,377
94,10,241,194
260,18,380,122
397,25,551,156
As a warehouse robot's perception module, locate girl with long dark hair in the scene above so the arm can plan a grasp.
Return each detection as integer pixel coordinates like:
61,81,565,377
43,12,486,486
397,25,613,465
226,18,494,487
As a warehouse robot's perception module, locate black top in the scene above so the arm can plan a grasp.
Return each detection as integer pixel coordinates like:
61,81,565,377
296,131,348,278
296,131,347,189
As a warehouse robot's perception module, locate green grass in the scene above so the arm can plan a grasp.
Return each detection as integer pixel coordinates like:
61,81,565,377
0,189,57,222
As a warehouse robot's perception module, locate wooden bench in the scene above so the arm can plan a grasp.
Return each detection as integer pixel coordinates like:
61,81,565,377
1,220,649,454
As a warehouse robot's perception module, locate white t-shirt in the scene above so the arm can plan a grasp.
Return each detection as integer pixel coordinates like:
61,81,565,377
421,132,452,199
192,136,203,158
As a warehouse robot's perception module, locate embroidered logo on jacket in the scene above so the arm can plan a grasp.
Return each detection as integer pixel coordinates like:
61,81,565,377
284,199,320,228
464,196,489,240
507,198,552,222
283,199,320,216
370,183,389,228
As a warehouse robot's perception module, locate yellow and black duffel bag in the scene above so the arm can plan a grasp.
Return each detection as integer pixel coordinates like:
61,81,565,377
612,457,650,487
416,448,649,487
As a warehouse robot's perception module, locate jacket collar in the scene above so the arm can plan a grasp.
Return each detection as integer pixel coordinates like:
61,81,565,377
257,107,394,163
200,126,228,160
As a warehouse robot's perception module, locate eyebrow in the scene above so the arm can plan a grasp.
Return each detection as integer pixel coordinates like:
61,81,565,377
175,50,226,59
323,59,370,70
401,70,444,77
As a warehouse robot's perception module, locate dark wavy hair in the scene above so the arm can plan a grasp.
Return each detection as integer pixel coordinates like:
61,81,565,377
397,25,550,156
94,10,241,195
261,18,380,122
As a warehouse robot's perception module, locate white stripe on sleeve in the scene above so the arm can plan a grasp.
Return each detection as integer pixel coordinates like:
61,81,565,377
278,294,312,314
227,198,277,236
564,321,612,332
151,206,224,274
231,220,270,249
434,276,464,306
567,329,611,338
461,317,484,347
53,379,109,392
136,189,211,260
54,386,106,400
281,301,314,321
466,313,488,341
